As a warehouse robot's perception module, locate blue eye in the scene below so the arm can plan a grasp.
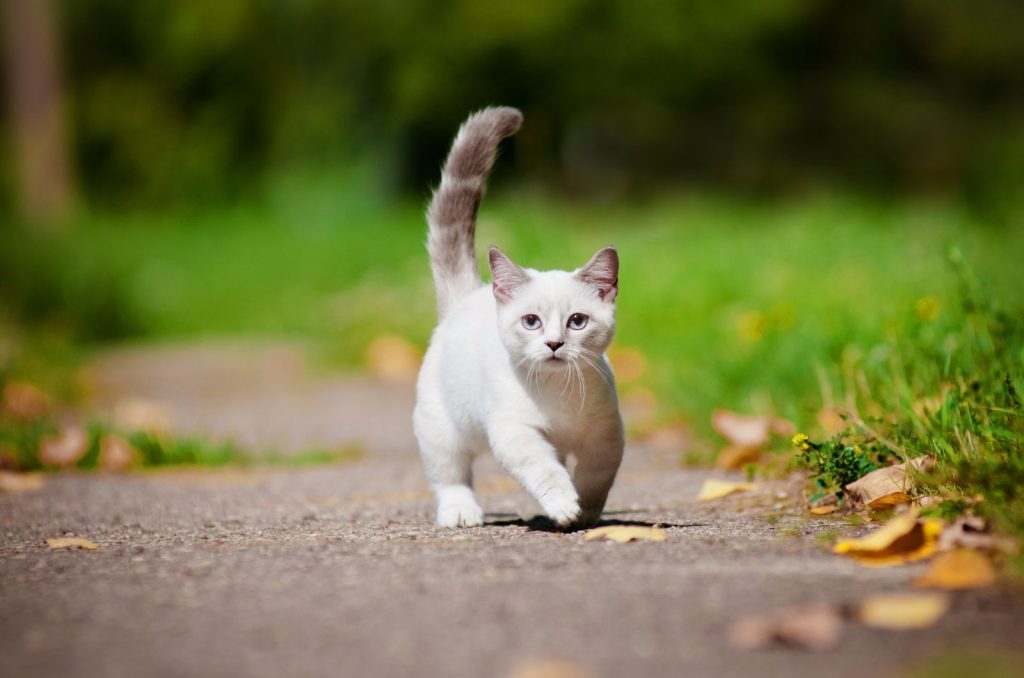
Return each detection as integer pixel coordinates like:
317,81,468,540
521,314,542,330
567,313,589,330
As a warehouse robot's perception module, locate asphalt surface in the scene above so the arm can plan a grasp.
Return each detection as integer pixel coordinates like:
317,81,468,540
2,343,1023,677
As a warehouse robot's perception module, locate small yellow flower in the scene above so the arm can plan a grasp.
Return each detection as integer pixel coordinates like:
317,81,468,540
792,433,809,448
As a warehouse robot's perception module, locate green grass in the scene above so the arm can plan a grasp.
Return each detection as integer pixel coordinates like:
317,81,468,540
1,172,1022,538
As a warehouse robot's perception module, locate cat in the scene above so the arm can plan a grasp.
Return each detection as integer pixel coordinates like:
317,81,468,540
413,106,624,529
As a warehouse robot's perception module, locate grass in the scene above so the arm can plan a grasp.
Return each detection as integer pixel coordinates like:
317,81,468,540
1,171,1022,538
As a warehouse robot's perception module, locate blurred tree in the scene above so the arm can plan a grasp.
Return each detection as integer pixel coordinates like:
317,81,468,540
1,0,73,225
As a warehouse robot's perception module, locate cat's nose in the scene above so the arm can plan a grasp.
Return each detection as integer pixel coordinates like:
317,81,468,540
546,341,564,353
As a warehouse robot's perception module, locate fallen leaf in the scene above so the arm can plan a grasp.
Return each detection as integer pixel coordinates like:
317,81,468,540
584,525,668,543
0,470,44,492
99,434,137,472
39,426,89,467
937,516,1020,554
607,346,647,384
833,509,943,566
810,506,838,515
844,456,935,508
913,549,997,590
46,537,99,550
113,398,174,436
715,445,761,470
365,335,421,382
698,478,757,501
2,381,50,420
856,592,950,630
509,659,592,678
712,410,794,448
729,603,842,651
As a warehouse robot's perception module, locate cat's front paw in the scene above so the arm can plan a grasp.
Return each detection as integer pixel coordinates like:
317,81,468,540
540,490,581,528
437,499,485,528
573,508,603,529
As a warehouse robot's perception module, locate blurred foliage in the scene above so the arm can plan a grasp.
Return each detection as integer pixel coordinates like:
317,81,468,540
1,0,1022,211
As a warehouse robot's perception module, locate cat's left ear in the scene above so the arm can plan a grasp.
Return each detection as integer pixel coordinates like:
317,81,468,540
489,246,530,303
577,246,618,302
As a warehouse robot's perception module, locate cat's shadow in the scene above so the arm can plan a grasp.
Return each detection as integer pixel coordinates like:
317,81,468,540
484,510,706,533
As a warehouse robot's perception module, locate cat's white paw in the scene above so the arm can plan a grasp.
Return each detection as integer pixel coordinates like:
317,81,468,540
540,489,581,528
436,499,485,528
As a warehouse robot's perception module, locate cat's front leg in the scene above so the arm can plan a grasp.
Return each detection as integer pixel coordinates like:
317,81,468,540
487,417,580,527
572,434,624,527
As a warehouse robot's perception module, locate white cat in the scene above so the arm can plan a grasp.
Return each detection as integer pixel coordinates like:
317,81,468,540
413,107,624,529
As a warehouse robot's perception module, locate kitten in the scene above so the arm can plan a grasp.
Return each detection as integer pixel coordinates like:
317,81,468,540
414,107,624,529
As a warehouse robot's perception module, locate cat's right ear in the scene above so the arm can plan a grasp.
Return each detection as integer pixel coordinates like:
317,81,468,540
488,246,529,303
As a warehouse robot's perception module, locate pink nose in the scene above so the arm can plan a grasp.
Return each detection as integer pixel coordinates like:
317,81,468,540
546,341,564,353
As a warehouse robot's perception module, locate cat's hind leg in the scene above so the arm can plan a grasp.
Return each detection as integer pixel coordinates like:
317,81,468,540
414,400,484,528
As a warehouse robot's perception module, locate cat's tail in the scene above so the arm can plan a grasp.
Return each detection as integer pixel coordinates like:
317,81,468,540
427,106,522,317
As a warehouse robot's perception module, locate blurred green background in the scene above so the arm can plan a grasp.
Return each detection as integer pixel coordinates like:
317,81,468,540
1,0,1022,444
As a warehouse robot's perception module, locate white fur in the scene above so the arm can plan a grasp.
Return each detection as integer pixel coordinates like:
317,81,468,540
414,263,625,529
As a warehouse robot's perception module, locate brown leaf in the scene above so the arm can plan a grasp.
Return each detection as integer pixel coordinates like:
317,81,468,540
856,592,950,629
844,456,935,508
46,537,99,550
2,381,50,420
833,509,944,567
698,479,757,501
99,434,137,473
584,525,667,543
729,603,842,651
937,516,1020,554
365,335,421,382
715,445,761,470
712,410,794,449
913,549,997,590
0,470,44,492
39,426,89,467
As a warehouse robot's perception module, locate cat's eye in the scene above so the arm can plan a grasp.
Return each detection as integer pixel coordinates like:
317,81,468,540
521,314,542,330
567,313,589,330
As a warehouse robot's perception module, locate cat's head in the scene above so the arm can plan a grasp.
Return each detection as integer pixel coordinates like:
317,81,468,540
488,246,618,371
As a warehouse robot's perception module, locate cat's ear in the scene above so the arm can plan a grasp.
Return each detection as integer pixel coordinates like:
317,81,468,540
577,246,618,302
488,246,529,303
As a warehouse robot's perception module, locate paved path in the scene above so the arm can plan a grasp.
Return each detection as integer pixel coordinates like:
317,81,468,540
2,343,1022,677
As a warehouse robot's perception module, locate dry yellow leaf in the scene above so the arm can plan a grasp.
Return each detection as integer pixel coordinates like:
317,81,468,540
365,335,421,382
583,525,668,543
856,592,951,630
833,509,943,566
46,537,99,550
39,426,89,467
844,456,934,508
698,478,757,501
913,549,997,590
714,445,761,470
810,505,838,516
0,470,44,492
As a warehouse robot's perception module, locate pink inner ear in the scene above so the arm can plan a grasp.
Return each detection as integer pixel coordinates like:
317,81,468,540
578,247,618,301
489,247,529,302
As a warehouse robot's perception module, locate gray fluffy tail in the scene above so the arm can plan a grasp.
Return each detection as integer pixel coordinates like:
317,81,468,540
426,106,522,317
